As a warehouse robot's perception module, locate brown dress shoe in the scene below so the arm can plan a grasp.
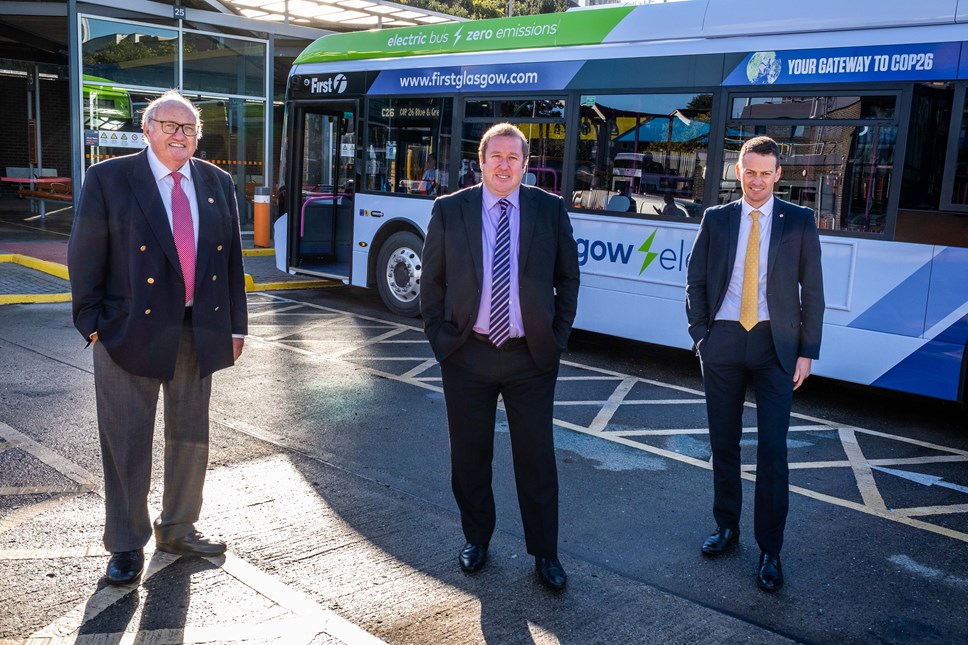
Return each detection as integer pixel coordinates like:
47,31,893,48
156,531,226,557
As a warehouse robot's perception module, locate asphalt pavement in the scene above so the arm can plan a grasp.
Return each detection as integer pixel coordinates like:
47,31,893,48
2,200,967,644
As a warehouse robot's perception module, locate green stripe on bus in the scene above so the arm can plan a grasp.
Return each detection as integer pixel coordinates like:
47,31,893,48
293,7,636,64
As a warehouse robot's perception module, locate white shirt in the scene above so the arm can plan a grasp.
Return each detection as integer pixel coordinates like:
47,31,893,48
715,196,773,323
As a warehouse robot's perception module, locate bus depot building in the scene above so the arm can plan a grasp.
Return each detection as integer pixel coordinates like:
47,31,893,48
0,0,458,228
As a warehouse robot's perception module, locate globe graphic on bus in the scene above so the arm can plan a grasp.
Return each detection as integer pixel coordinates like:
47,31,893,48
747,51,781,84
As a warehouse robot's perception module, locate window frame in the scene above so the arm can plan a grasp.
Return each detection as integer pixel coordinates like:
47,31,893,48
940,82,968,213
724,87,907,239
361,94,455,198
567,89,716,220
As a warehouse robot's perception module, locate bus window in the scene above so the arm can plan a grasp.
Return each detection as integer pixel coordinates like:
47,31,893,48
723,94,899,234
896,83,968,247
572,93,711,218
900,83,952,211
462,98,566,195
948,88,968,208
365,97,452,196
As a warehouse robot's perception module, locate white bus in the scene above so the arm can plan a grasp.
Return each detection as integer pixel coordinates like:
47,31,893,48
278,0,968,403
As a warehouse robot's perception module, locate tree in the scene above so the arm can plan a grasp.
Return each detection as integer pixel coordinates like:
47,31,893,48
401,0,569,20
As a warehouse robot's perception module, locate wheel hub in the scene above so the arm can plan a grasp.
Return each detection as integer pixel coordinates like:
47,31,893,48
386,247,420,302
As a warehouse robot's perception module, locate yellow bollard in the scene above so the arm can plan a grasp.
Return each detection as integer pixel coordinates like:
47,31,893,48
254,186,271,248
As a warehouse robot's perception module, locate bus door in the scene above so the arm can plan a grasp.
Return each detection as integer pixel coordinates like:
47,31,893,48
289,101,357,278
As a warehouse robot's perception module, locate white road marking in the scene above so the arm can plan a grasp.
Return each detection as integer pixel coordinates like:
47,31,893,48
888,554,968,588
4,292,967,640
246,293,968,543
588,378,637,432
871,466,968,495
0,422,386,644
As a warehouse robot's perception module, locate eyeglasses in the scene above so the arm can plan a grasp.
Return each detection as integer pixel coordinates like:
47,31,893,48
150,118,198,137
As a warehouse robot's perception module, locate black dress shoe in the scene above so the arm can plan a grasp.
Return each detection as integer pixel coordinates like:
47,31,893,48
535,556,567,591
458,543,487,573
701,527,739,556
156,530,226,557
105,549,144,586
756,551,783,591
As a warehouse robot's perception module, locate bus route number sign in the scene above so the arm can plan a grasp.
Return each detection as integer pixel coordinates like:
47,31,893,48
382,106,439,119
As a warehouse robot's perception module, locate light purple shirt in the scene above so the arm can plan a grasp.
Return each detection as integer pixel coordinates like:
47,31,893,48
715,196,773,323
474,187,525,338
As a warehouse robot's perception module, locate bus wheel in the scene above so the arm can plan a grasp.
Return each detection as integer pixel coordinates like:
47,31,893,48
377,231,423,317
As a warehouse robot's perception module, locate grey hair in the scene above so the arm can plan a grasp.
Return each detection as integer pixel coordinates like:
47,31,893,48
142,90,202,139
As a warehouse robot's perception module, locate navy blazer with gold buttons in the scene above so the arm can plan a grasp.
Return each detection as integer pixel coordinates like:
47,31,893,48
69,149,247,379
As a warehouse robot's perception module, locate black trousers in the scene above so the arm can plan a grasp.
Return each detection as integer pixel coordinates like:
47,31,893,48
439,335,560,557
700,320,793,555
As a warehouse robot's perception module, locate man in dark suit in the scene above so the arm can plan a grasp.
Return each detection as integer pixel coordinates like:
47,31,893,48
421,123,580,591
685,136,824,592
68,91,247,586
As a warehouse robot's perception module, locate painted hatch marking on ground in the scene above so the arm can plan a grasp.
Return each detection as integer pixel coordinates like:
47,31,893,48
246,292,968,544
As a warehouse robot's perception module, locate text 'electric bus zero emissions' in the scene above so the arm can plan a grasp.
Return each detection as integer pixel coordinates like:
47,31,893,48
277,0,968,403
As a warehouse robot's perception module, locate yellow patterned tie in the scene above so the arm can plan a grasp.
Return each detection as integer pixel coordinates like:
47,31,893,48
739,210,761,331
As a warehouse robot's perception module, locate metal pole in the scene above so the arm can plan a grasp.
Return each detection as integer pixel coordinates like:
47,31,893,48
26,76,34,178
68,0,82,201
34,65,46,219
34,66,43,177
507,0,513,17
265,35,275,226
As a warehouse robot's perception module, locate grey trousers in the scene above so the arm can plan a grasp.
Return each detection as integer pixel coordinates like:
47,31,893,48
93,322,212,552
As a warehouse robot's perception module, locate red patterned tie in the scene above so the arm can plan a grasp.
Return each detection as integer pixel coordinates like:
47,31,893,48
170,171,195,305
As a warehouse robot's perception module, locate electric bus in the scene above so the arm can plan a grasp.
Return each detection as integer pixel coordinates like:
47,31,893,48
278,0,968,402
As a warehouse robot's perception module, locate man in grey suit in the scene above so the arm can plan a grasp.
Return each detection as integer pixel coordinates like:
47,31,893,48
686,136,824,591
421,123,580,591
69,91,247,585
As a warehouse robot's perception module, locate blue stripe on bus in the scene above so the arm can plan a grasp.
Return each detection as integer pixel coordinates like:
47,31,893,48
925,247,968,340
847,261,931,337
847,247,968,341
935,313,968,345
871,326,964,401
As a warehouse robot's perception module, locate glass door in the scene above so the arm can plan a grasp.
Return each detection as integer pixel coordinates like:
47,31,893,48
290,102,357,277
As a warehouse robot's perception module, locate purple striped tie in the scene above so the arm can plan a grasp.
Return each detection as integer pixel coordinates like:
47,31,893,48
170,171,195,305
489,198,512,347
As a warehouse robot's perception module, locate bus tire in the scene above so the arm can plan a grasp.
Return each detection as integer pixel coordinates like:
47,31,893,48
376,231,423,317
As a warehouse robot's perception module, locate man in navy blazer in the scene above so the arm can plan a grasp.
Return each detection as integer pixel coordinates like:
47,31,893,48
69,91,247,586
686,136,824,591
421,123,579,591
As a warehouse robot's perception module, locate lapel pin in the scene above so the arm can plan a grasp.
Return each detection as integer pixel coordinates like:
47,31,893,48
207,197,214,204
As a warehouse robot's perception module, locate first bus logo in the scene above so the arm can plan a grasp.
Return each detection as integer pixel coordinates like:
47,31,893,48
306,74,348,94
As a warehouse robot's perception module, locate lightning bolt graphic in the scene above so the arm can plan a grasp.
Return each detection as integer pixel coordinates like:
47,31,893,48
454,26,463,45
638,230,659,274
